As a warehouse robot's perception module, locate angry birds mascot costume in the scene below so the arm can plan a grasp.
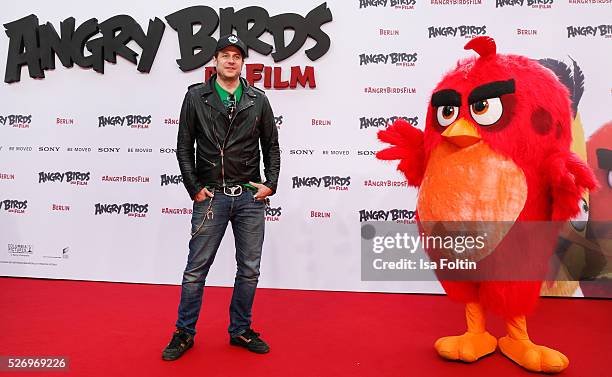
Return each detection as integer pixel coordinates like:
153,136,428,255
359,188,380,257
377,36,597,373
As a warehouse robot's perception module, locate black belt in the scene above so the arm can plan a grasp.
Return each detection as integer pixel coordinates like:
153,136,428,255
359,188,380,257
205,184,257,197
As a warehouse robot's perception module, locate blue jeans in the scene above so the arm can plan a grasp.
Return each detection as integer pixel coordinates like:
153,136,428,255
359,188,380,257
175,189,265,337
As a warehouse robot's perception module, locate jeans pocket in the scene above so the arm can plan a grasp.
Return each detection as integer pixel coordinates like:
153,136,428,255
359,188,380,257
249,190,264,204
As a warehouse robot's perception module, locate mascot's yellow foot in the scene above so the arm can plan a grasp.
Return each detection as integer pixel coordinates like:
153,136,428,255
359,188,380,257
500,316,569,373
498,336,569,373
435,331,497,362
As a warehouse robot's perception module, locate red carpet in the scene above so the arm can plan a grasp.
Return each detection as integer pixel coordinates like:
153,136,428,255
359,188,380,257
0,277,608,376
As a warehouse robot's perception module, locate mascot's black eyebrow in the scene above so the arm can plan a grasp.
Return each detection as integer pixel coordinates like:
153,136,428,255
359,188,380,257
597,148,611,170
468,79,515,104
431,89,461,107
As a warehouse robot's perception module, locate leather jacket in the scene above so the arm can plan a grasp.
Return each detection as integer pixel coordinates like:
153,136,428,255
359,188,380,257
176,74,280,199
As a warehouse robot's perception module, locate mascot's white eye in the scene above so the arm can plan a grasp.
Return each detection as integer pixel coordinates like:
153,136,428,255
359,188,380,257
436,106,459,127
470,97,503,126
570,198,589,232
608,170,611,189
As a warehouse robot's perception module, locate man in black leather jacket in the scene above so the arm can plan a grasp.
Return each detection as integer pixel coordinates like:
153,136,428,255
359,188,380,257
162,34,280,361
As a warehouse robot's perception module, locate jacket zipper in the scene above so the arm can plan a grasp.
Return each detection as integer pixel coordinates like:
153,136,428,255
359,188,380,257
219,99,254,187
220,149,225,186
201,156,216,167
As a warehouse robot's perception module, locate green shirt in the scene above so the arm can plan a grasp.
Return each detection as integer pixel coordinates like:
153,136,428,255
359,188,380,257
214,80,243,114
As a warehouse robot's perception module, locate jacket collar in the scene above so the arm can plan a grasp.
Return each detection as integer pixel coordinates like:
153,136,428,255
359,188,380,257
201,74,257,98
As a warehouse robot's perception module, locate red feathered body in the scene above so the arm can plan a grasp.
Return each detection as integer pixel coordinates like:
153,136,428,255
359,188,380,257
378,37,597,319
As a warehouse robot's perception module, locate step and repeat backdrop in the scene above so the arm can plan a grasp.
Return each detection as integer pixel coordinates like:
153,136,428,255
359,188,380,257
1,0,610,296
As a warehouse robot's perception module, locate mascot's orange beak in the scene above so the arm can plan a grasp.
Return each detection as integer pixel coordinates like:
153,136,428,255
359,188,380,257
442,118,481,148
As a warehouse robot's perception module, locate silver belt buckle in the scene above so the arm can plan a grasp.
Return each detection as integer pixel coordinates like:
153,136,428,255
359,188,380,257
223,185,242,197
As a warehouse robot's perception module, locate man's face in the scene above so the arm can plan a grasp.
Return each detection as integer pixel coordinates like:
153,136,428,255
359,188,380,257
214,46,244,80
